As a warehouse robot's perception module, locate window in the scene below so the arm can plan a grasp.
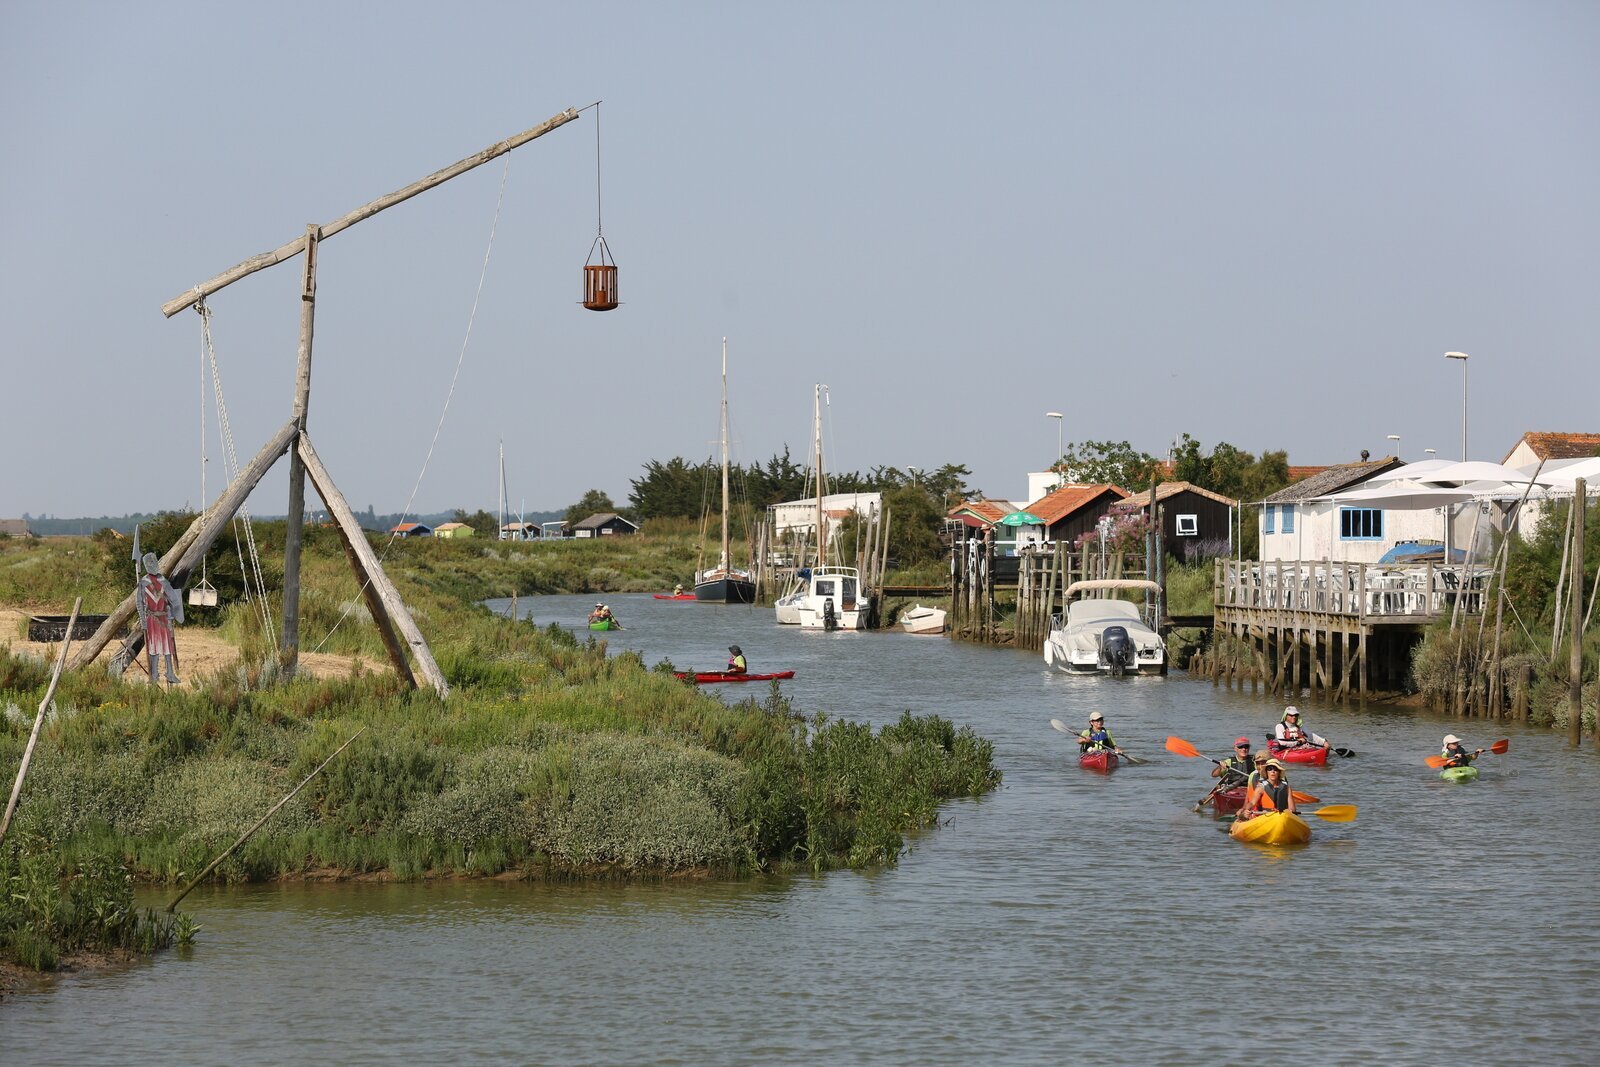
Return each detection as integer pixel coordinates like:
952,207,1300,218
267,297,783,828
1339,507,1384,540
1264,505,1276,534
1281,504,1294,534
1175,514,1198,536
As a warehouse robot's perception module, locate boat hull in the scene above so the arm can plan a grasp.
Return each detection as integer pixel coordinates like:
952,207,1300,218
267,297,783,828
653,593,696,600
694,577,756,604
900,605,947,634
1211,786,1247,815
588,619,617,631
674,670,795,684
1229,811,1311,846
1268,742,1329,766
1079,750,1119,773
1440,765,1480,783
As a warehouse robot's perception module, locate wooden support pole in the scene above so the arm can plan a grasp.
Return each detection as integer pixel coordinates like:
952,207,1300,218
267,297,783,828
328,512,416,688
69,418,299,672
1,599,80,843
161,109,582,317
1570,477,1586,746
297,433,450,697
280,224,319,677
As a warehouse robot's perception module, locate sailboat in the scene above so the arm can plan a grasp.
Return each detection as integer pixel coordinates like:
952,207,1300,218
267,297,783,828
694,338,756,604
778,384,870,631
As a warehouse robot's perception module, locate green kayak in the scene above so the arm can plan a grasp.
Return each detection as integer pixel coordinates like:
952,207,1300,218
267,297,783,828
1440,765,1480,783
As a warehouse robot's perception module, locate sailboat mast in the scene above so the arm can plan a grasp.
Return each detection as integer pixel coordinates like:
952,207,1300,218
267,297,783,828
720,338,731,571
813,384,825,567
498,441,507,540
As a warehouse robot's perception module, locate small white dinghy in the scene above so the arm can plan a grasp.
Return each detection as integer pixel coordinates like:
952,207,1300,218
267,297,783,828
900,604,947,635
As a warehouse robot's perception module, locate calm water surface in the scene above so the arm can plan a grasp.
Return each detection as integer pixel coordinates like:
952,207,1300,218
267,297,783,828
5,592,1599,1064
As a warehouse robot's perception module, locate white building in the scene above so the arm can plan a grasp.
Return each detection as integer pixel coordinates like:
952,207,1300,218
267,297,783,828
768,492,882,550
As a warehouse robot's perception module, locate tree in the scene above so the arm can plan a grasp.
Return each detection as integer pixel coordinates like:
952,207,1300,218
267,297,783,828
453,508,500,538
565,489,617,529
1054,440,1160,490
629,457,711,519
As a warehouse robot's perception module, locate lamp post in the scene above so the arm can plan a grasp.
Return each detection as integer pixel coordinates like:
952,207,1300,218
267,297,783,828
1046,412,1064,469
1445,352,1469,460
1386,434,1401,457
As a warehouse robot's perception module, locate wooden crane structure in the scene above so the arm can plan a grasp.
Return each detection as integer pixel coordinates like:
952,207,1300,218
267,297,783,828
68,107,584,696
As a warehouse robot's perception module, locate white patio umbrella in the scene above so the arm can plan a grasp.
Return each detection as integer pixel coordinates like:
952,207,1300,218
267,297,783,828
1527,456,1600,492
1322,484,1477,510
1365,459,1454,484
1420,460,1541,487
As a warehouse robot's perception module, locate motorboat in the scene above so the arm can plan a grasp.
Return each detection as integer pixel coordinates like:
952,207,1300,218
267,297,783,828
795,565,867,631
1043,579,1166,676
900,603,947,635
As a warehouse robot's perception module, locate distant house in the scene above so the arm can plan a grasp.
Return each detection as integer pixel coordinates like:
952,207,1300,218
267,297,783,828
1114,481,1238,558
1024,483,1131,548
1502,431,1600,467
946,498,1012,532
0,518,33,538
540,520,569,539
500,521,538,540
769,493,882,549
433,522,475,539
389,522,433,538
571,513,639,538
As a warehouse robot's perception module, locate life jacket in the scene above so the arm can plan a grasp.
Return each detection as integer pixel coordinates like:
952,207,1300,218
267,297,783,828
1079,728,1113,750
728,654,747,673
1251,779,1290,813
1441,744,1472,768
1219,755,1252,787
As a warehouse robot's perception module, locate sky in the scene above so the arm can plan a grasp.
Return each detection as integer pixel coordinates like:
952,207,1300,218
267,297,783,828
2,1,1597,519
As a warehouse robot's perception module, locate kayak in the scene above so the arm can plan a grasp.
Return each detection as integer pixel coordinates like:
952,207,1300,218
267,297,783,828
588,619,619,631
1229,810,1311,846
674,670,795,684
1268,741,1329,766
653,593,697,600
1211,786,1247,815
1079,750,1119,773
1440,765,1480,783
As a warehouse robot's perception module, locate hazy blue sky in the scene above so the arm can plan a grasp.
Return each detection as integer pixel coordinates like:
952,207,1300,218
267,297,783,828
3,1,1596,519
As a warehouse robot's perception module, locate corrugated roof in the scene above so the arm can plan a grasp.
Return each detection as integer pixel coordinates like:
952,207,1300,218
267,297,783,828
1116,480,1239,509
1025,483,1130,525
1263,457,1404,503
1503,431,1600,463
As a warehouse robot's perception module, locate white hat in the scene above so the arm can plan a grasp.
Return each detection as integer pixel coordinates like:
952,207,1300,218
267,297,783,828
1284,706,1300,716
1443,734,1461,746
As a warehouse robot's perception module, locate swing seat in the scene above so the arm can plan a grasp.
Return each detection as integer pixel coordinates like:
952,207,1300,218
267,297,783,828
189,580,218,607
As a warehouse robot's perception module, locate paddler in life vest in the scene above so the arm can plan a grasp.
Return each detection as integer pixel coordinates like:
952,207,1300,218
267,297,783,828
1273,707,1329,753
673,583,685,596
1240,758,1295,821
1077,712,1123,756
1440,734,1484,768
1211,737,1255,789
727,645,747,674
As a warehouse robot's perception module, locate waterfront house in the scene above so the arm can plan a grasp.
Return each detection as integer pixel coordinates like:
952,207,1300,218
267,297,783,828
433,522,475,539
1501,430,1600,536
1023,483,1131,549
500,521,538,540
1113,481,1238,560
389,522,433,538
572,513,639,537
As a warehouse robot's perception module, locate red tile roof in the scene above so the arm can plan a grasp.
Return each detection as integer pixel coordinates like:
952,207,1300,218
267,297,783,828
1286,466,1329,483
1504,432,1600,462
1025,483,1129,525
948,499,1011,525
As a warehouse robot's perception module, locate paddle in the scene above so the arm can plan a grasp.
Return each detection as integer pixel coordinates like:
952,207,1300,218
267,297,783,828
1263,731,1354,758
1305,805,1357,822
1167,737,1318,805
1050,719,1146,764
1426,739,1509,769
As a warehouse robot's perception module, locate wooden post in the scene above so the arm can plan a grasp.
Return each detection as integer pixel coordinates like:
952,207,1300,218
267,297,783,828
1514,663,1531,723
328,511,416,689
298,433,449,697
1570,477,1586,746
280,224,319,677
1,599,80,843
69,418,299,672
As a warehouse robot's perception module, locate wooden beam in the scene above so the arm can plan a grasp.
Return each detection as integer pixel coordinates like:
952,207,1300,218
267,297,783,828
160,107,582,317
280,224,319,677
297,433,449,697
69,418,299,671
328,513,416,689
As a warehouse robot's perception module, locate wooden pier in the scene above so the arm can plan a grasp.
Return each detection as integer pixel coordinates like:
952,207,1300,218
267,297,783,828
1195,559,1487,704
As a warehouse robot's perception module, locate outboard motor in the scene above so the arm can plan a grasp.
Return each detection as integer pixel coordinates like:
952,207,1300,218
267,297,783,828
1101,625,1133,677
823,597,838,632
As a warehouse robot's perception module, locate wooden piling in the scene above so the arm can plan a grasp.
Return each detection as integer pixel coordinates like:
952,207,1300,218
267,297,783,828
1570,477,1586,746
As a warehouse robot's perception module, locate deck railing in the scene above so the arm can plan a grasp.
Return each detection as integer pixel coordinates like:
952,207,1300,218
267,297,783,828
1215,559,1487,621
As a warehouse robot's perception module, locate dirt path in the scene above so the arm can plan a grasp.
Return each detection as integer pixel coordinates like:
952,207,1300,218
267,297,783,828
1,607,380,686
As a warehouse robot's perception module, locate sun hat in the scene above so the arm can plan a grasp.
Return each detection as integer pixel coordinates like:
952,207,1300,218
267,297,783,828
729,645,742,654
1235,737,1251,747
1089,712,1104,721
1264,758,1286,772
1253,752,1269,763
1443,734,1460,746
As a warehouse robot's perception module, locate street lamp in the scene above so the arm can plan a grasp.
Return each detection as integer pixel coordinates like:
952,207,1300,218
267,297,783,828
906,465,920,486
1445,352,1469,460
1046,412,1064,468
1425,448,1437,458
1386,434,1401,457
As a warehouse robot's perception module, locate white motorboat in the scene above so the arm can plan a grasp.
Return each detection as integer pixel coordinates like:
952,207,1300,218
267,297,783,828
795,565,867,631
1043,579,1166,676
900,604,946,635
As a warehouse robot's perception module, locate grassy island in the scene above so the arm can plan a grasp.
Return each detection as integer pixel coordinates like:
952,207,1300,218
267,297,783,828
1,524,998,977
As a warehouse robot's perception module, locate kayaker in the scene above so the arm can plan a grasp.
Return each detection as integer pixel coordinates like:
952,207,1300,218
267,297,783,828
673,583,685,596
1211,737,1255,788
589,602,611,621
1440,734,1485,768
1244,750,1270,791
1077,713,1123,755
1273,707,1329,751
1241,759,1295,820
727,645,747,674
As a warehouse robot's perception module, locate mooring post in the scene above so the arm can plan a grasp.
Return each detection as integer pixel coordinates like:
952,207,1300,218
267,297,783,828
1570,477,1586,746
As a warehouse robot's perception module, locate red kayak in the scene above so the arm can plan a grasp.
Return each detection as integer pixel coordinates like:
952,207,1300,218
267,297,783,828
1268,741,1329,766
653,593,697,600
1079,750,1119,773
1211,786,1247,815
674,670,796,684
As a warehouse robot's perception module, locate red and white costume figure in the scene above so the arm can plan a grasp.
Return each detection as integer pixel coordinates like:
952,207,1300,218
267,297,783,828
136,551,184,684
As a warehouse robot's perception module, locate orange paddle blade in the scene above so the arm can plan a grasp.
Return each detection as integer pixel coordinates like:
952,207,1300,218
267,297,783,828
1290,790,1320,804
1425,755,1448,769
1490,739,1510,754
1165,736,1203,759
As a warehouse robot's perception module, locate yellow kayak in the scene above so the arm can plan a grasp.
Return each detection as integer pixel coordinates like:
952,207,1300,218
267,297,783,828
1229,810,1311,846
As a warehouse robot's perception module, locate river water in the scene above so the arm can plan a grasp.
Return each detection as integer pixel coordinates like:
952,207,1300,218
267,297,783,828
5,593,1599,1064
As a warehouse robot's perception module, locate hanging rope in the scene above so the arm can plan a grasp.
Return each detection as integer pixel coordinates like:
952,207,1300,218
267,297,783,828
594,101,604,238
310,154,514,654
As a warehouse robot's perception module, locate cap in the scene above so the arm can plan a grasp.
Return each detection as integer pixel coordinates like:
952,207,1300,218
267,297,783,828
1234,737,1251,747
1089,712,1104,721
1284,707,1300,717
1443,734,1461,746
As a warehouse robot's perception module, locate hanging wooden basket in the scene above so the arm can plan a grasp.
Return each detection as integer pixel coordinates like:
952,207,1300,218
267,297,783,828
582,235,619,312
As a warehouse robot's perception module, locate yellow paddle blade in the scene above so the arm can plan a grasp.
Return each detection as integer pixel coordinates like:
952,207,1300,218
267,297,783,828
1308,805,1357,822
